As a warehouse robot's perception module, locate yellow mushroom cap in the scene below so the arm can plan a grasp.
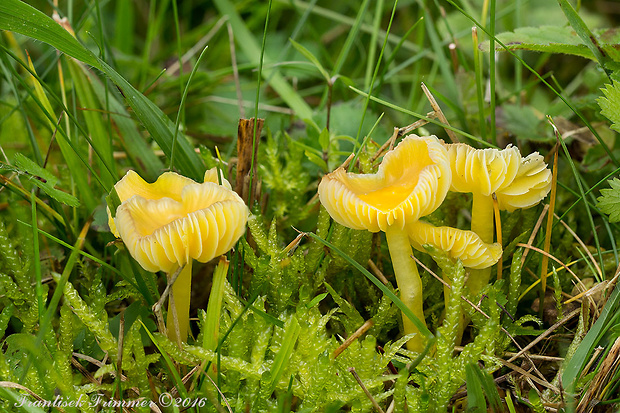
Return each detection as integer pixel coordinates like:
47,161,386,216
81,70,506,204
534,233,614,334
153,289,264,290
109,168,248,273
447,143,521,196
318,134,451,232
407,220,502,269
496,152,552,212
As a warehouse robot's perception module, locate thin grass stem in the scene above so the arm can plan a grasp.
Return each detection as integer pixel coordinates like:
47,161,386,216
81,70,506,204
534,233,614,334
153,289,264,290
169,45,209,171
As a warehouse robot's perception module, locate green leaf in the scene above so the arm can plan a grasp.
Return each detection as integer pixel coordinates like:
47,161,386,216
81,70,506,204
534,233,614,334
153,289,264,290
13,153,80,207
289,38,331,83
318,127,330,152
499,104,550,142
108,301,152,339
557,0,616,70
598,81,620,134
528,388,545,413
304,150,328,172
0,1,98,67
597,178,620,223
0,0,205,181
306,292,328,309
480,26,620,62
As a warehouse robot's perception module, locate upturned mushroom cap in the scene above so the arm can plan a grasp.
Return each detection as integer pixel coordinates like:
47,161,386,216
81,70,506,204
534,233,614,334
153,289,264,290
406,220,502,269
109,168,248,273
495,152,552,212
318,135,451,232
447,143,521,196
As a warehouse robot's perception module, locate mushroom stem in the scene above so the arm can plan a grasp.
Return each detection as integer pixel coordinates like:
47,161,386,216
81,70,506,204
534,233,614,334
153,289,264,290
167,260,193,345
385,225,426,352
471,192,494,244
468,192,495,297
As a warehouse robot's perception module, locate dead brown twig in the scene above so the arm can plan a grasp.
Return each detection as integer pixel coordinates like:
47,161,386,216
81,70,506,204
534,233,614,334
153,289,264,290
420,82,459,143
333,319,375,359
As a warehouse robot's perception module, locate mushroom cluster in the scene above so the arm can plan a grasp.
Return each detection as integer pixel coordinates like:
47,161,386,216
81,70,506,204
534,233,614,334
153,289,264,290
318,135,551,351
109,168,249,345
445,143,552,298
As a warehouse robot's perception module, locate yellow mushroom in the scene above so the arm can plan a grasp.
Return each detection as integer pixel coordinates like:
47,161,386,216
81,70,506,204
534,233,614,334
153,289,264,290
407,219,503,344
446,143,551,297
407,220,502,270
495,152,552,212
447,143,521,244
108,168,249,344
318,135,451,352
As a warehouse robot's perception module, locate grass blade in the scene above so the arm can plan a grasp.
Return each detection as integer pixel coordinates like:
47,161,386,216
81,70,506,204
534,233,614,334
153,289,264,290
557,0,613,76
30,190,43,323
562,278,620,395
203,257,230,351
268,316,301,394
170,44,209,171
289,38,330,82
444,0,619,167
331,0,370,77
351,0,398,166
138,321,190,401
84,69,164,181
305,232,433,342
213,0,313,120
0,0,206,181
67,59,116,188
465,363,487,413
20,52,98,210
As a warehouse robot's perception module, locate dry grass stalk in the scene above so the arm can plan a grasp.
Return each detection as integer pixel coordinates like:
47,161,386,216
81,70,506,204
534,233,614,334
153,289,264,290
348,367,385,413
577,337,620,412
368,259,390,285
498,359,560,393
421,82,459,143
506,307,581,364
369,113,436,163
555,213,603,279
521,204,549,266
332,319,375,359
540,124,560,296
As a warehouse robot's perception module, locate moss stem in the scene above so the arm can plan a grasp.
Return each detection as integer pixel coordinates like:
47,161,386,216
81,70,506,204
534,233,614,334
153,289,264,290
385,225,426,352
167,260,193,345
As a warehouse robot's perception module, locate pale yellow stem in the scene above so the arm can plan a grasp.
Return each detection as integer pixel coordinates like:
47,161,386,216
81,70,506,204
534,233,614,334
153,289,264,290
167,260,193,345
452,192,494,345
468,192,495,296
385,225,426,353
471,192,495,244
